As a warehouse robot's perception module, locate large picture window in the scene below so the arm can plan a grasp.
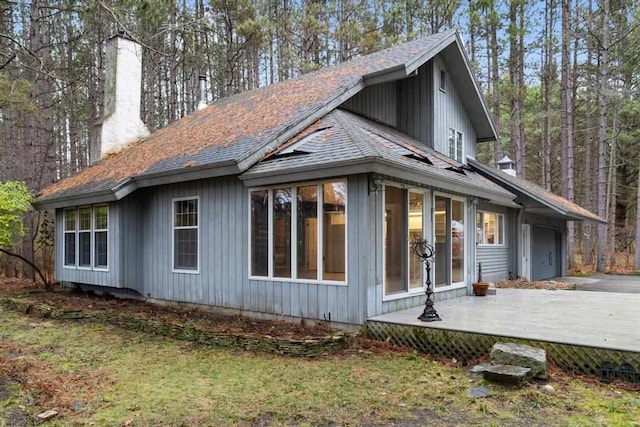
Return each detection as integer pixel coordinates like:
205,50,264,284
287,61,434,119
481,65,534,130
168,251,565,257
476,211,504,246
173,198,199,272
250,180,346,283
63,205,109,270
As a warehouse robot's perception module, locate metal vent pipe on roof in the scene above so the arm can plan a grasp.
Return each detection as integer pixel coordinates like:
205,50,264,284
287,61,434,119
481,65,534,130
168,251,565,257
197,75,207,110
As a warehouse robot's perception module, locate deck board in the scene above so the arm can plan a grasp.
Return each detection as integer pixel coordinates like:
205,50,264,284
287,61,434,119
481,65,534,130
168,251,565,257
368,289,640,353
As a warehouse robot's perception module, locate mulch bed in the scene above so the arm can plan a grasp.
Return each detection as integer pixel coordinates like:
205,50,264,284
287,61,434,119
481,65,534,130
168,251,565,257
496,279,575,290
0,277,333,338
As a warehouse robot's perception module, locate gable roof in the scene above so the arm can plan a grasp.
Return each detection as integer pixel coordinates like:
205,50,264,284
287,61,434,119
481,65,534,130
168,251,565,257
468,158,606,223
35,29,497,209
242,109,515,204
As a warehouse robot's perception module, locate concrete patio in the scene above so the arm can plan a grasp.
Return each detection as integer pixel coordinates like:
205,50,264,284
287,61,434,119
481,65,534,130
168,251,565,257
366,289,640,376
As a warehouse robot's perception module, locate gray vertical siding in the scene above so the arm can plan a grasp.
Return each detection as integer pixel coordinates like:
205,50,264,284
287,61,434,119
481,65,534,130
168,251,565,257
55,204,122,287
120,195,144,293
397,61,434,146
341,82,397,127
138,174,372,325
475,202,513,283
432,55,477,159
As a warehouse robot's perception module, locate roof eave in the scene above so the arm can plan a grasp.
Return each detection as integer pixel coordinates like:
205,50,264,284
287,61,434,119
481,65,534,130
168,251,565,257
468,158,606,223
33,190,119,210
34,160,240,210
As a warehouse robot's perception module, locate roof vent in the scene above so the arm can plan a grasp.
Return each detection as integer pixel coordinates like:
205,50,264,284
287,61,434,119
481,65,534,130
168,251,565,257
497,155,516,176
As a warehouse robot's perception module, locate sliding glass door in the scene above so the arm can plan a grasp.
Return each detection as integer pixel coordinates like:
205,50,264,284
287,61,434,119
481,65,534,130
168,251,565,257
434,195,465,287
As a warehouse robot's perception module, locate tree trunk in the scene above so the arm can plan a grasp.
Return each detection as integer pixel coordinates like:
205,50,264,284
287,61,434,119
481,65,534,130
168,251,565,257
596,0,610,272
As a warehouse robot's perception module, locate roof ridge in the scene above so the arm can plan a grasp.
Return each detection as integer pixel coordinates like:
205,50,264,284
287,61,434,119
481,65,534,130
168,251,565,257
331,110,385,159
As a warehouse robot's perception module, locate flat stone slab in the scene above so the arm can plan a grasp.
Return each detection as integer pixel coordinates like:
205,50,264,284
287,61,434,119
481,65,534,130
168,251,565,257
470,363,492,374
467,386,492,398
491,342,547,379
483,364,531,385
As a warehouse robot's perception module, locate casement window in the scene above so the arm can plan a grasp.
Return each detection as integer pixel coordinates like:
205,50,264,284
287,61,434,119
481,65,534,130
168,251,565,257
63,205,109,270
384,186,428,296
250,179,347,283
448,128,463,162
476,211,505,246
173,197,199,272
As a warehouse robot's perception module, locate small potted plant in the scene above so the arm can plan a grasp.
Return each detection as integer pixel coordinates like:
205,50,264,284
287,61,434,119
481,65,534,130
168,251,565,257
472,263,490,296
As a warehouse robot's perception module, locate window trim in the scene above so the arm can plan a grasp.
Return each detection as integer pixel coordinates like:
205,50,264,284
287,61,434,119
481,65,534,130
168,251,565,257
476,211,505,247
382,182,431,301
62,205,109,272
172,196,200,274
248,179,348,286
448,128,464,162
63,208,77,269
93,205,109,271
432,191,468,293
439,69,446,92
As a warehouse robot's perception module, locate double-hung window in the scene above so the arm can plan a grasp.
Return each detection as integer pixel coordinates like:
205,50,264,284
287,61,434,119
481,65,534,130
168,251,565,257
476,211,504,246
78,207,92,267
448,128,463,162
173,197,199,272
94,206,109,269
63,205,109,270
250,180,347,283
64,209,76,266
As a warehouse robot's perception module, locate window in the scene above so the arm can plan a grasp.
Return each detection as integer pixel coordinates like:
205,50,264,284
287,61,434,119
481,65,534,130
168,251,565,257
94,206,108,268
384,186,427,296
78,207,92,267
434,195,465,287
440,69,446,92
476,211,504,246
63,205,109,270
448,128,463,162
63,209,76,266
250,180,346,283
173,198,199,272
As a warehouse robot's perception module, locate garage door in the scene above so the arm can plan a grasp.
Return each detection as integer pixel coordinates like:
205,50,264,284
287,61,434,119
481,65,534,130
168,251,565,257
532,226,559,280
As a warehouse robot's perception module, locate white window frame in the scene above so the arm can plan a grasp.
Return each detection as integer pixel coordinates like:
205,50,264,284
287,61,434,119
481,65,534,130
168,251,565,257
382,182,431,301
432,192,467,292
63,208,77,269
439,69,446,92
77,206,93,270
172,196,200,274
248,179,348,286
93,205,109,271
62,205,109,271
476,211,505,247
448,128,464,162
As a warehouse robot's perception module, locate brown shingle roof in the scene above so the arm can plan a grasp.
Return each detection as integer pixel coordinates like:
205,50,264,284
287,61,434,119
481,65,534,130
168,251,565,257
37,30,459,205
243,109,515,201
468,158,605,223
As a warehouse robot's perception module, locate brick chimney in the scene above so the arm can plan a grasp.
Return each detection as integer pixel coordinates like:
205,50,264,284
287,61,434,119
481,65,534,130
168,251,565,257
91,33,149,164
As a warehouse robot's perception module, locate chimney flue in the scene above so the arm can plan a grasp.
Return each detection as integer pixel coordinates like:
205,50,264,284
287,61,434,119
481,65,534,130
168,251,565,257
197,75,207,111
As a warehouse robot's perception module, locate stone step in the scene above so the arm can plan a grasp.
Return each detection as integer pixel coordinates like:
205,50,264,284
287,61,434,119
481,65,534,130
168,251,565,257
483,364,532,385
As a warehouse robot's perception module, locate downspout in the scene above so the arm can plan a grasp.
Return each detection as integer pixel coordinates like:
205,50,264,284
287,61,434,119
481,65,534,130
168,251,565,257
516,207,525,279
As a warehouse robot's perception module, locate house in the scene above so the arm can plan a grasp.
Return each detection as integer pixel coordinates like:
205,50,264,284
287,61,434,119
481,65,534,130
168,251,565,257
34,30,603,326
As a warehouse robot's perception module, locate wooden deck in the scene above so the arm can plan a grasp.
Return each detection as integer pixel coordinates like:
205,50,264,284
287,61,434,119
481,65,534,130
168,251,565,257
366,289,640,378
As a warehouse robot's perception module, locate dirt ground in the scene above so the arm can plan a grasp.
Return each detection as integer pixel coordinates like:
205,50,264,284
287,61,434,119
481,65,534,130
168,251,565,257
0,277,334,339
